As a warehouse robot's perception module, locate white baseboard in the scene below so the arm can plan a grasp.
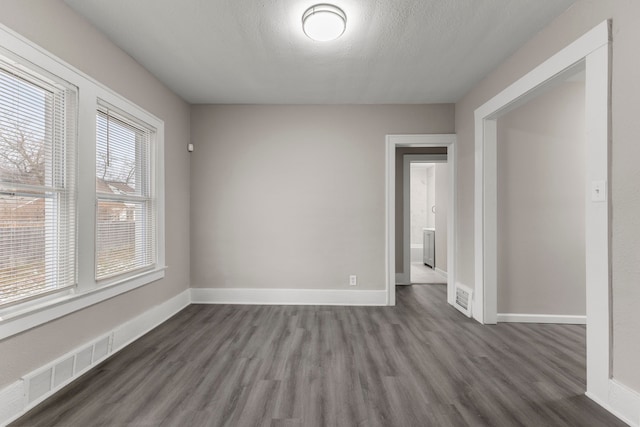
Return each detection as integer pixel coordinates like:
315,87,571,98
0,381,23,427
190,287,387,306
608,379,640,426
587,379,640,426
111,290,190,351
435,268,448,278
497,313,587,324
0,289,190,427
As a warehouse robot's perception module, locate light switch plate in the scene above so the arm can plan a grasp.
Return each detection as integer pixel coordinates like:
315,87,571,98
591,180,607,202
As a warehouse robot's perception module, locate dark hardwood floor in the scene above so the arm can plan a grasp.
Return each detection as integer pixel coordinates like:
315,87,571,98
12,285,625,426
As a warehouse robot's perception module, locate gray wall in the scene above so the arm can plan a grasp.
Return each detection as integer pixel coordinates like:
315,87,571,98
0,0,191,389
434,163,448,272
190,105,454,290
497,81,586,315
455,0,640,393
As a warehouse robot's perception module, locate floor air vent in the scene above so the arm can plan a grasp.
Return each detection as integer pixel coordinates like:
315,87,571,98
454,284,473,317
22,334,113,409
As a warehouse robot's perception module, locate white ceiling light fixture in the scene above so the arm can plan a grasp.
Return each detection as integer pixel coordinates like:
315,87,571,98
302,4,347,42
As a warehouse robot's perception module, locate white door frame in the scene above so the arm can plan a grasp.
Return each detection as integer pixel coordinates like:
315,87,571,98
385,134,457,307
401,154,447,285
474,21,611,403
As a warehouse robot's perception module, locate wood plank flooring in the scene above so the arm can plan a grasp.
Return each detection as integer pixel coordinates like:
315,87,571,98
12,285,625,426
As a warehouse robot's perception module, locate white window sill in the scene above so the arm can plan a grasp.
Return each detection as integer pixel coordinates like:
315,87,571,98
0,267,167,341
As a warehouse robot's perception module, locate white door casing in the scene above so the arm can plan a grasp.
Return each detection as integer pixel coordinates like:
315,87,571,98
474,20,611,404
385,134,457,307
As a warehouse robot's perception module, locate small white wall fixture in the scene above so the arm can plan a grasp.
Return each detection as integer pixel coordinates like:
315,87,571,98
385,134,457,307
474,21,614,414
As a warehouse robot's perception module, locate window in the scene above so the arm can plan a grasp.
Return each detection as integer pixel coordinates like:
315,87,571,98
0,26,164,340
95,103,155,280
0,55,77,307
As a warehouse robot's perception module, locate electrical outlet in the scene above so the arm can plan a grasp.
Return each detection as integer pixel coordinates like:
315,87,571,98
349,275,357,286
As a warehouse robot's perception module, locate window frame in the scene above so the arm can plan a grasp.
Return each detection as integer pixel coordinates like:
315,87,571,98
0,56,78,308
95,102,157,282
0,24,165,340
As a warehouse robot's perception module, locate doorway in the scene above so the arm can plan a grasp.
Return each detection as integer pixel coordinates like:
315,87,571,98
403,156,448,285
385,134,457,307
474,21,610,404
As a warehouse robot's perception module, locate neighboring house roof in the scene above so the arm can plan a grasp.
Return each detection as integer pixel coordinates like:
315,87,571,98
96,177,135,195
96,177,112,194
106,181,135,195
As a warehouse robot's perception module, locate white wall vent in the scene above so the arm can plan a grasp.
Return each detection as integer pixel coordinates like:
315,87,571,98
454,284,473,318
26,369,52,405
93,336,110,362
75,346,93,373
22,333,113,411
53,357,74,388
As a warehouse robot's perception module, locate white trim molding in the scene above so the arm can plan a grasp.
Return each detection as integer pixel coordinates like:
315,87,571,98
190,288,387,306
587,380,640,427
473,20,612,411
0,289,190,426
385,134,457,307
496,313,586,324
0,381,22,427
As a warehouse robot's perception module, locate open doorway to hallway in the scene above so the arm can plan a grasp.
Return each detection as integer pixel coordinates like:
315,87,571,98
473,21,612,410
408,161,448,285
386,135,457,308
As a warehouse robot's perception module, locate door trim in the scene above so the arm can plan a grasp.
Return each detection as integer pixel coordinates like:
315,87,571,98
385,134,457,306
473,20,610,402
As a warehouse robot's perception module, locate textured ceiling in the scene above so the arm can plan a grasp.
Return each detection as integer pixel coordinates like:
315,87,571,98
64,0,576,104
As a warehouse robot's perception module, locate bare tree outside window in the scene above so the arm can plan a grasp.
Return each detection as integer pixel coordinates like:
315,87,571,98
0,120,47,186
0,69,54,306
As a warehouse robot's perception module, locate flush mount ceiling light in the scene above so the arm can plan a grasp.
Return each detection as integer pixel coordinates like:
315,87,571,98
302,4,347,42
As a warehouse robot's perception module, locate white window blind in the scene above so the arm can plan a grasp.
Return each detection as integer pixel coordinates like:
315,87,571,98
0,56,77,307
96,103,155,280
